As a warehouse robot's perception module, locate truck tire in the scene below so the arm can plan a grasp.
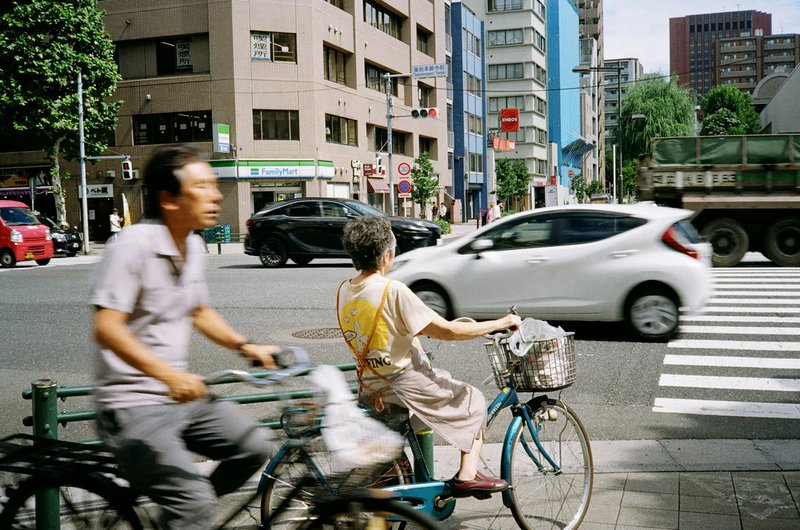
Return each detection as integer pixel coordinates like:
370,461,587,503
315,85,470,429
701,218,748,267
764,218,800,267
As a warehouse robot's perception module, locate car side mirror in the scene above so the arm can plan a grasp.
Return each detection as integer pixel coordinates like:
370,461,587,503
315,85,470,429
470,238,494,257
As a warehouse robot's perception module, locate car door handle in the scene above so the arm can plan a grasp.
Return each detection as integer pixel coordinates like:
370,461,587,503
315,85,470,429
527,257,551,264
611,250,639,258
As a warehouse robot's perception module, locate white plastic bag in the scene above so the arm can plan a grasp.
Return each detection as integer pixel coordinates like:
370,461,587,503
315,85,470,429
307,365,404,473
505,318,567,387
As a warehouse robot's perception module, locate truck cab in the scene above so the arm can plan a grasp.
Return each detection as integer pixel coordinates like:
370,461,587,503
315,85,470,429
0,200,54,268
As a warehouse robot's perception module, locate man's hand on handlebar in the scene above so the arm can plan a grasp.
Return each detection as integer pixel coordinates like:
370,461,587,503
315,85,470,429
240,343,281,369
160,370,209,403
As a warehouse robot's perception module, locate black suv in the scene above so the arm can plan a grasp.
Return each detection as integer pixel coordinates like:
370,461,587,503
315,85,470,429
244,198,441,267
37,215,83,257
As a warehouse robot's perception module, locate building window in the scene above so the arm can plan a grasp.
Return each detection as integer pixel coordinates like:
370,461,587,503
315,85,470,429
534,64,547,85
535,158,547,175
374,127,406,155
156,38,194,75
534,95,546,115
325,114,358,146
325,0,344,9
366,63,399,95
419,136,434,156
505,128,526,143
488,29,523,47
467,113,483,135
418,84,433,107
535,0,545,19
489,63,523,80
465,73,482,98
488,0,523,12
468,152,483,172
324,46,347,85
534,30,546,52
253,109,300,141
417,26,432,56
489,95,525,112
464,30,482,58
534,127,547,145
364,0,402,40
133,111,212,145
250,32,297,62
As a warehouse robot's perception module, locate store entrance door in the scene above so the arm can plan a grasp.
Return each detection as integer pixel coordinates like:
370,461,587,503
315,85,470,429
81,198,115,241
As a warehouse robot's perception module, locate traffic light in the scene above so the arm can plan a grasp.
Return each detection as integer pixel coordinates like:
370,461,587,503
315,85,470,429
411,107,438,119
121,159,133,180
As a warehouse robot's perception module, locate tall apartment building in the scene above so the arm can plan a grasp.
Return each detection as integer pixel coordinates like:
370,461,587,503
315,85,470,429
602,58,644,148
670,10,772,100
1,0,452,238
714,33,800,95
574,0,604,185
463,0,551,195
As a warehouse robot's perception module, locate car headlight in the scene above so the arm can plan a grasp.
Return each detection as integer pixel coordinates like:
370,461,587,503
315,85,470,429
10,229,23,243
45,228,51,241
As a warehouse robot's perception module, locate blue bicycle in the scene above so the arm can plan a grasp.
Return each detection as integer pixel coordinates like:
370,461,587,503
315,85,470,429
260,329,593,529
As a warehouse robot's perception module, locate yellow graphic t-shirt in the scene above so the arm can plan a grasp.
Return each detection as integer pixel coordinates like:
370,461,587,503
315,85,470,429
338,275,437,380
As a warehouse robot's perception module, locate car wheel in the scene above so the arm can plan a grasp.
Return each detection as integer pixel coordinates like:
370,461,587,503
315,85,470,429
411,283,452,319
700,218,748,267
291,256,313,266
35,258,51,266
259,238,288,268
626,287,679,341
0,250,16,268
763,218,800,267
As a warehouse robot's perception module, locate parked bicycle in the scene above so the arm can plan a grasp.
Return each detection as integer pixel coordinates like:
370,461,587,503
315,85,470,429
0,347,442,529
261,324,594,529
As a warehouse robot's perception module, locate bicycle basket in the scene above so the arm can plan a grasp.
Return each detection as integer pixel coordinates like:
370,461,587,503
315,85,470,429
485,332,576,392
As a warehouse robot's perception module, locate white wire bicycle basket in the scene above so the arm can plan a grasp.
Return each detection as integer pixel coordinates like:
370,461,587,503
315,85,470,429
485,333,576,392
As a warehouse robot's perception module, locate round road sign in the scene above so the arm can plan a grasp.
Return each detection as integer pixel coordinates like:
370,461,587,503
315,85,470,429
398,162,411,175
568,169,574,177
397,179,412,194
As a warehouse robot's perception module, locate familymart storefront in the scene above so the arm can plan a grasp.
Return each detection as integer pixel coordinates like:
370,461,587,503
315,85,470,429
209,159,339,227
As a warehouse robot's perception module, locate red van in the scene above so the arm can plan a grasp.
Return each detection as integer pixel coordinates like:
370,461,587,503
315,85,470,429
0,200,54,268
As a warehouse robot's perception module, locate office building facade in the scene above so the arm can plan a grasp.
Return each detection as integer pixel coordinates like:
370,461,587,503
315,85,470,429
602,58,644,148
714,33,800,95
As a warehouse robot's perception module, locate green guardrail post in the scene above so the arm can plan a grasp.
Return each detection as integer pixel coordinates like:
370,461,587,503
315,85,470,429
414,429,434,481
31,379,60,530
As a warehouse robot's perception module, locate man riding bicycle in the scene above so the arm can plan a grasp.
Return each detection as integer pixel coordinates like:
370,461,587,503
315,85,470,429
91,145,279,529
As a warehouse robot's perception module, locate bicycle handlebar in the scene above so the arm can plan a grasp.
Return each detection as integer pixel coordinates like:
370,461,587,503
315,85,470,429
205,346,312,386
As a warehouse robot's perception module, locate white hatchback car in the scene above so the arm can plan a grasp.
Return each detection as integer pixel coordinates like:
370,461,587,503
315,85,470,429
388,203,712,340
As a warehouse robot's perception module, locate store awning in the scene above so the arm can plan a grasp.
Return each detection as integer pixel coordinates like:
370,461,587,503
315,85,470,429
367,178,390,194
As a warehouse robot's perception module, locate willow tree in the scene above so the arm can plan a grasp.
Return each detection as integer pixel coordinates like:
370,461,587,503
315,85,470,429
0,0,121,224
618,75,695,164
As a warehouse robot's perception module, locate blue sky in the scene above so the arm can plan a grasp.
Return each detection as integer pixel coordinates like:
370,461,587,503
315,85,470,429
603,0,800,74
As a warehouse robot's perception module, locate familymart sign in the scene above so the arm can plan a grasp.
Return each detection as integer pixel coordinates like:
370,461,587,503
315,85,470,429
210,160,334,179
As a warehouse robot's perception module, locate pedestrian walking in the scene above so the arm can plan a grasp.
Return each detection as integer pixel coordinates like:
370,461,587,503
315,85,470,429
108,207,123,243
439,202,448,222
431,203,439,221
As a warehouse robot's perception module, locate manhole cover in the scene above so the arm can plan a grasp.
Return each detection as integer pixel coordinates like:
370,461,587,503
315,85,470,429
291,328,342,340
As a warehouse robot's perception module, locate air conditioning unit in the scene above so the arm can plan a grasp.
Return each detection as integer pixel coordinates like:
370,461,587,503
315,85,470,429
105,170,116,179
131,170,140,180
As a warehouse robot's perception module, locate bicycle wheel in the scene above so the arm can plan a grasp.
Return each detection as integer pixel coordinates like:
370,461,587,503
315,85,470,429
0,474,143,529
261,440,413,528
507,400,593,530
306,496,442,529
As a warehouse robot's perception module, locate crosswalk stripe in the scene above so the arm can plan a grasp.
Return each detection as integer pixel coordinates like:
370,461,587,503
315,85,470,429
653,398,800,419
679,325,800,336
663,354,800,369
706,298,800,304
683,315,800,324
697,307,800,314
659,374,800,392
669,339,800,351
710,290,800,296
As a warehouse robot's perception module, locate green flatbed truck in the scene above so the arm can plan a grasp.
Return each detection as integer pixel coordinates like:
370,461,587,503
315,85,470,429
637,134,800,267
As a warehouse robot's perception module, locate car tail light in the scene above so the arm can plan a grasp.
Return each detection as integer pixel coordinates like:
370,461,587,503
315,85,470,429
246,218,256,228
662,225,699,259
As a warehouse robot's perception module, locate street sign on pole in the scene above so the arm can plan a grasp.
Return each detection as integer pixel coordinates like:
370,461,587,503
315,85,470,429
397,179,412,198
412,63,447,79
397,162,411,176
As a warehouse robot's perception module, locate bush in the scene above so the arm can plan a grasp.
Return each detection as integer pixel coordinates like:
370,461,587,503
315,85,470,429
434,219,451,235
501,210,517,217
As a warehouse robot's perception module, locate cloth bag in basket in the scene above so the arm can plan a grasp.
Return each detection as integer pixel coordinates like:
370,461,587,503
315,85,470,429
506,318,567,388
308,365,404,473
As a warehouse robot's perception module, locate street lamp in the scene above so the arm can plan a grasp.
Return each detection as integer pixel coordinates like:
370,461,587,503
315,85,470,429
573,64,624,203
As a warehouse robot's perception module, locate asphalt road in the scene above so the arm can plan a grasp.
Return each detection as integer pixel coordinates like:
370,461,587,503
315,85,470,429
1,253,798,444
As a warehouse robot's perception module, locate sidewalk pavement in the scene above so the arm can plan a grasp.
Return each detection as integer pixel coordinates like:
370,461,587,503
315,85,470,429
429,439,800,529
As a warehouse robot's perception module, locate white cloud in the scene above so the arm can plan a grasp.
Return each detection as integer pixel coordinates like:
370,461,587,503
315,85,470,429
604,0,800,75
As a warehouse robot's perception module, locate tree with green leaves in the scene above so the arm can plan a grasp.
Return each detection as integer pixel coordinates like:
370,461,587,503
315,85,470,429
618,75,695,165
410,151,439,219
701,85,760,135
0,0,122,225
495,158,530,211
570,172,586,203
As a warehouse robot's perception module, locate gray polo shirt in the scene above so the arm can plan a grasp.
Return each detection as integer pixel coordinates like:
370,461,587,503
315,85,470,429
91,220,209,410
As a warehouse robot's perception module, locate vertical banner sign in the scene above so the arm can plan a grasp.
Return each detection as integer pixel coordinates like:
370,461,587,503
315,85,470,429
499,108,520,132
251,32,272,60
213,123,231,154
176,40,193,70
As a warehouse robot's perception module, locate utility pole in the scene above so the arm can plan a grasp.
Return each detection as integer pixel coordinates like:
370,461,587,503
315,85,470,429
384,72,413,216
77,72,91,254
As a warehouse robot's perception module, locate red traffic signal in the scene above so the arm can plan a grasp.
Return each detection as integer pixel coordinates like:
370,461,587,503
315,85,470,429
121,159,133,180
411,107,438,119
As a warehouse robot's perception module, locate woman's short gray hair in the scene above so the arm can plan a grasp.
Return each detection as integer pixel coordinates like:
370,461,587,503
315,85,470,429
342,216,396,271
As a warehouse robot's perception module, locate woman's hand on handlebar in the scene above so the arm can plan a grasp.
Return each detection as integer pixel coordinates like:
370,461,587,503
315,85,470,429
498,313,522,332
240,343,281,369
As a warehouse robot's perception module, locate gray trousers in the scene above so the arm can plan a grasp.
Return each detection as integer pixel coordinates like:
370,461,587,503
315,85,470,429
96,397,275,530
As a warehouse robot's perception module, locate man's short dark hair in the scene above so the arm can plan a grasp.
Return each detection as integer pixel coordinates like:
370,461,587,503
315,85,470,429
142,145,206,219
342,216,396,271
